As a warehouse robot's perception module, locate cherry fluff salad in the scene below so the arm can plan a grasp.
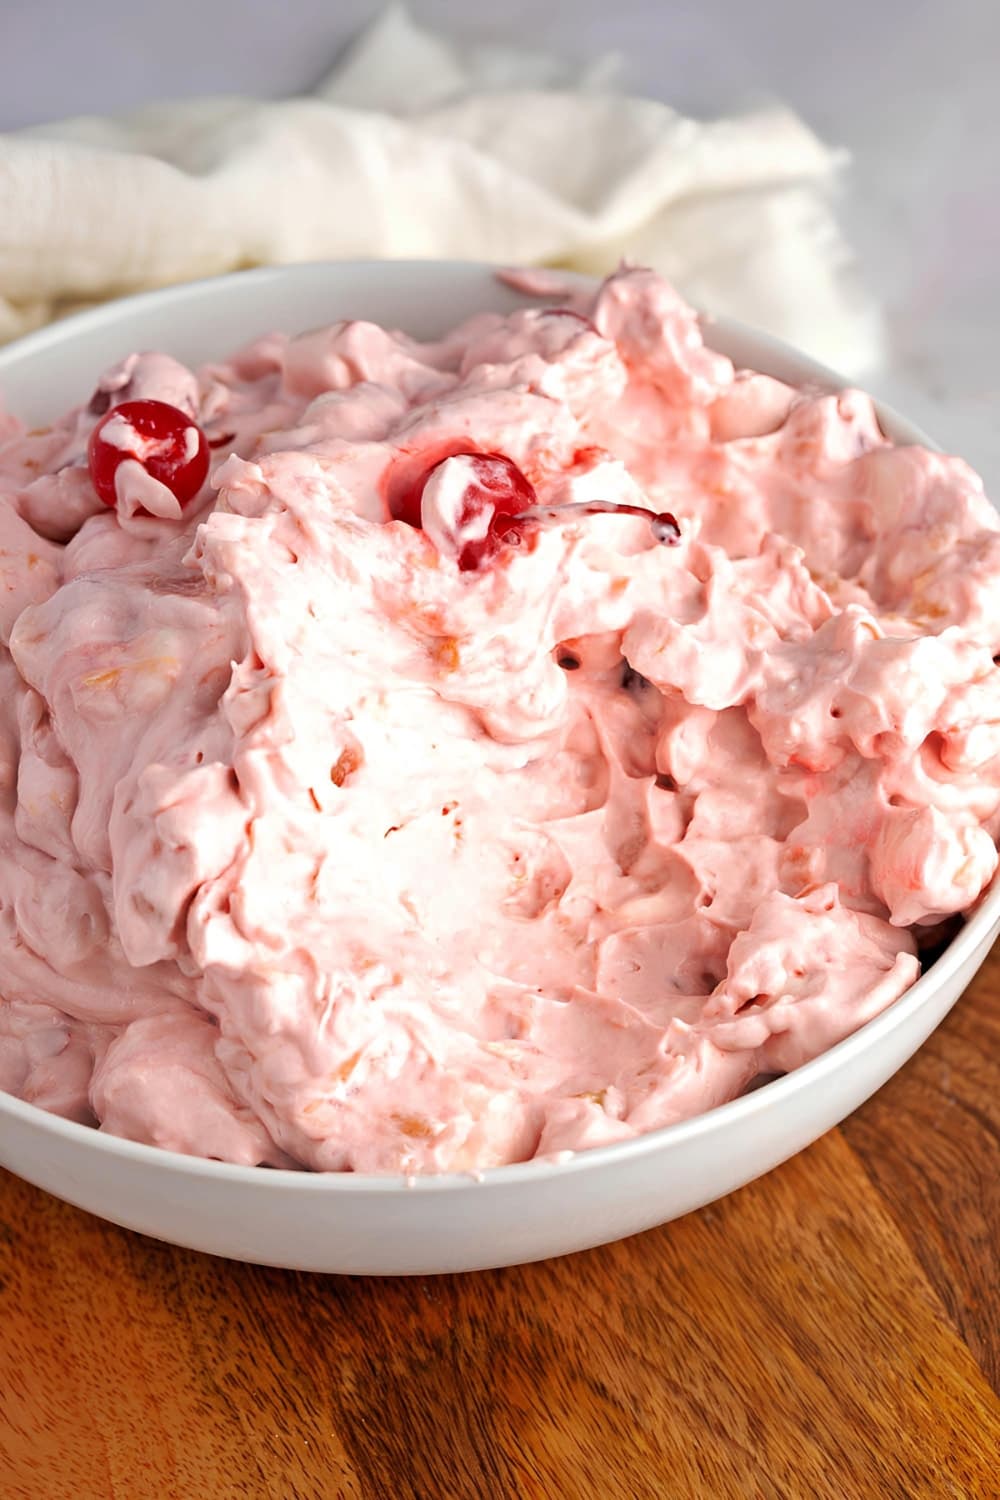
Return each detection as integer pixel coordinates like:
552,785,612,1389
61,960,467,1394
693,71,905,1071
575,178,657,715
1,266,999,1175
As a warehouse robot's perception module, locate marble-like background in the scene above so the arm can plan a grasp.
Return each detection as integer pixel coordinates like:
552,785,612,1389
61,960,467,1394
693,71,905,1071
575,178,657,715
3,0,997,492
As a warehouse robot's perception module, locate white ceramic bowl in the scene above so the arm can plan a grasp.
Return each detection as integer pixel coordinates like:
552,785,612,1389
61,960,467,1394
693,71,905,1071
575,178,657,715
1,262,997,1275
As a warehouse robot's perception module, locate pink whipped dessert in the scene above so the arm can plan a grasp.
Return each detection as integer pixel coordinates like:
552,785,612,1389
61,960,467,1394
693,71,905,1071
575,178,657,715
1,267,998,1174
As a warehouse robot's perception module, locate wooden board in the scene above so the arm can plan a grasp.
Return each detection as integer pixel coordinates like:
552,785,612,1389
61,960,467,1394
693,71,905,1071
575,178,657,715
2,950,998,1499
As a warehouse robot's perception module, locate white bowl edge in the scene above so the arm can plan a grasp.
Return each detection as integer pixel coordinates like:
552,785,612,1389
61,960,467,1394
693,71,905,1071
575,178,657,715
0,260,995,1273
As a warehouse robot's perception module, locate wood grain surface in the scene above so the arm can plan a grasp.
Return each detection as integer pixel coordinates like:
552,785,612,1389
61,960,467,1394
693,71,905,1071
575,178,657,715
1,951,998,1500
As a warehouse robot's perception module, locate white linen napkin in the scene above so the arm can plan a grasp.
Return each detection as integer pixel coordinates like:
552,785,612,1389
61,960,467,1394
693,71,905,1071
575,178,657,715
0,4,882,373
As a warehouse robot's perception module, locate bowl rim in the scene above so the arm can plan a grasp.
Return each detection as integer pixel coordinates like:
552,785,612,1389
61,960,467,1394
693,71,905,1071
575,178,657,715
1,259,996,1195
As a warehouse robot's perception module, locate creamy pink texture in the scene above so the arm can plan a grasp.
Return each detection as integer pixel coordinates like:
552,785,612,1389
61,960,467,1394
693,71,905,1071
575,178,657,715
1,268,998,1173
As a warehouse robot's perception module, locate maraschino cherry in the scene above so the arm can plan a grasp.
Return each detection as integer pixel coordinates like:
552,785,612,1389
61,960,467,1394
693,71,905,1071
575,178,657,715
394,449,680,571
411,452,537,571
88,399,210,511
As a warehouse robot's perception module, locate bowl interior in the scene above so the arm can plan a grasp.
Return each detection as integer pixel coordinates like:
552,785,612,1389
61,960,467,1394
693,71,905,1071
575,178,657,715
1,263,536,426
1,260,927,441
0,260,991,1194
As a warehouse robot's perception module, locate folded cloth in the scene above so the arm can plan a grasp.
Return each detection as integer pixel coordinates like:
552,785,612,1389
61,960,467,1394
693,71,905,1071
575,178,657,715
0,4,882,372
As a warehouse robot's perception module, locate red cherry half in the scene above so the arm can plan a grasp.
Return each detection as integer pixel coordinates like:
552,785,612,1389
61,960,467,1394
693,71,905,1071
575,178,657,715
392,449,537,571
88,399,210,511
390,446,681,571
449,453,536,571
387,441,482,530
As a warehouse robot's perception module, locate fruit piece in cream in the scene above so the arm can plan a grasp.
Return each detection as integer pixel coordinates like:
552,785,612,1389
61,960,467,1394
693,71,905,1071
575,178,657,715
88,398,210,518
1,267,998,1174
